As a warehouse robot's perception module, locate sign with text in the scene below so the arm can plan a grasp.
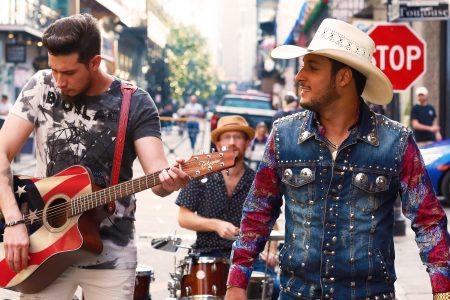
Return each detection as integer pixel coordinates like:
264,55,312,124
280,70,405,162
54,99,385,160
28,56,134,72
369,24,426,91
398,1,449,21
5,44,26,63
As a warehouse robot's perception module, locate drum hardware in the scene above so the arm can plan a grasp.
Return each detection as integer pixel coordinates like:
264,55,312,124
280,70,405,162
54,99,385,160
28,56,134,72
247,271,273,300
151,236,182,252
184,286,192,297
257,230,284,300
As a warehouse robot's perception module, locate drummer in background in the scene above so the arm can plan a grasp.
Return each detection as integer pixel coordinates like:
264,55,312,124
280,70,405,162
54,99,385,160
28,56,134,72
176,115,280,299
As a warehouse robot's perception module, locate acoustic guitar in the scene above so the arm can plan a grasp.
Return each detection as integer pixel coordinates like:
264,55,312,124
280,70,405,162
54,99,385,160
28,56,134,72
0,150,236,293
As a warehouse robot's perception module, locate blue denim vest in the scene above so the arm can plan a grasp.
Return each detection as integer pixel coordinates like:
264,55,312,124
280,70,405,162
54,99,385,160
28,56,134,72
273,102,410,300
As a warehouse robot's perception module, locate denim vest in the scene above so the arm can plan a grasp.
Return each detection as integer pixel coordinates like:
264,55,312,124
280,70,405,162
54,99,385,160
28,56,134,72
274,103,410,300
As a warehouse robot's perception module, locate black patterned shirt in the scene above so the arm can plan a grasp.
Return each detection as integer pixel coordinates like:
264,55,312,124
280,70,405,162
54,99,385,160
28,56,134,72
175,166,255,255
11,70,160,269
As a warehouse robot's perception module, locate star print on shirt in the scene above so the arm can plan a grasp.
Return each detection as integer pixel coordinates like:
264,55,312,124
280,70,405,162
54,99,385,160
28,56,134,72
15,185,26,198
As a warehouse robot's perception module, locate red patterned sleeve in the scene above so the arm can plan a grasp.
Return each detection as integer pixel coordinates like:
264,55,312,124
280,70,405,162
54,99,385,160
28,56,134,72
227,132,283,288
399,136,450,293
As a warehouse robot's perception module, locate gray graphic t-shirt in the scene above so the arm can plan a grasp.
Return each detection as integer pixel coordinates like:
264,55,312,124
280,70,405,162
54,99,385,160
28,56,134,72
11,70,161,269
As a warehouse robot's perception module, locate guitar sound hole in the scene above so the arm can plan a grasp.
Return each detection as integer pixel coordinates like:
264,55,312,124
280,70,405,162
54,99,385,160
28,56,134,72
46,198,69,228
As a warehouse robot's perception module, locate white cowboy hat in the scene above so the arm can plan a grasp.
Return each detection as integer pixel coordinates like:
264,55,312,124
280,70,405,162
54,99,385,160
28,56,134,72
271,18,393,105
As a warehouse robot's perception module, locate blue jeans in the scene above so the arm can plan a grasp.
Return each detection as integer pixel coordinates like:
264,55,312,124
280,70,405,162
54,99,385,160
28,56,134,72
186,121,199,150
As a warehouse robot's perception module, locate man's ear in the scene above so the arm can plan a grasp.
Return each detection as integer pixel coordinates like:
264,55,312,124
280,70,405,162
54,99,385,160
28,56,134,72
336,67,353,88
89,55,102,71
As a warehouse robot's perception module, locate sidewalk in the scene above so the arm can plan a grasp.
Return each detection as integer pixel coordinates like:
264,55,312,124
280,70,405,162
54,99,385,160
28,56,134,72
394,221,432,300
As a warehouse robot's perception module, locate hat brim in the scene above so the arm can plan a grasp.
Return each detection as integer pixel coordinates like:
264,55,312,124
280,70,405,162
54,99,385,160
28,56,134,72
271,45,393,105
211,125,255,143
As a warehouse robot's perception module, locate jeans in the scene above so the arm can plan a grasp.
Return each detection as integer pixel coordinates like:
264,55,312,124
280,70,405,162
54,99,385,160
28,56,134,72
186,121,199,150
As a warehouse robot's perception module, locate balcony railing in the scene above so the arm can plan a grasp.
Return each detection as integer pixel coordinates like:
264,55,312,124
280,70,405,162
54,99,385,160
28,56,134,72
0,0,60,32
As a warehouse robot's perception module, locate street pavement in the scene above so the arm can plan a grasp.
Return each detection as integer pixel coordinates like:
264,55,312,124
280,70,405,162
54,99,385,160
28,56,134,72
0,122,444,300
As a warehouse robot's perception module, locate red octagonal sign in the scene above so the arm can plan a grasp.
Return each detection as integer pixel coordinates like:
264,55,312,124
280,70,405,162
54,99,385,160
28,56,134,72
368,24,426,91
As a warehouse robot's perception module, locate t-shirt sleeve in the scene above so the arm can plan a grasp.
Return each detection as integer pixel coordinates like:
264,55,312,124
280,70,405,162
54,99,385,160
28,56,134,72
410,105,418,121
129,88,161,141
10,70,45,124
175,179,201,211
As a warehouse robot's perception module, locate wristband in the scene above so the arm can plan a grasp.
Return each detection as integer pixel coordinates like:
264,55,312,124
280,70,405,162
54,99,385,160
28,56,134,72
5,218,25,227
433,292,450,300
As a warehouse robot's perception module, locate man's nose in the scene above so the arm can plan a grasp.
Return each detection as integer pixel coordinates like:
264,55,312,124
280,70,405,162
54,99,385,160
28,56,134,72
295,69,304,81
54,74,67,88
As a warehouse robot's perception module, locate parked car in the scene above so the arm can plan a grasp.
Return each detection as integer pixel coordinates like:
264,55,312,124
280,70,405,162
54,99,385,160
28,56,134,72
210,91,277,133
420,139,450,205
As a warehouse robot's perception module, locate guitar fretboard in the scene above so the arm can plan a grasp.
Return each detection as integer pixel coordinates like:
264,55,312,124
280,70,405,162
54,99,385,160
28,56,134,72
69,169,166,216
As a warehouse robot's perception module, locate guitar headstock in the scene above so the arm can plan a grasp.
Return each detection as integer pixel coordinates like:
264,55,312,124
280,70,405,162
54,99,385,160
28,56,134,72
183,150,237,178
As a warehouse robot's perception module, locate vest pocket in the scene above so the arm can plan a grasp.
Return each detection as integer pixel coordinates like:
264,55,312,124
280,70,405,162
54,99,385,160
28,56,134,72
281,166,316,204
351,171,392,213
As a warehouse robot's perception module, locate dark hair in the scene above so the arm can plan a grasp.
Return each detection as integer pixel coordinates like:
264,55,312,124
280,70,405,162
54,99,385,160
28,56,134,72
42,14,101,65
330,59,367,97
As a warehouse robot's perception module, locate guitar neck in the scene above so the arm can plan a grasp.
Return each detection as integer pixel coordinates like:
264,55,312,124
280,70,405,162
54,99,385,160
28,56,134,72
69,169,166,216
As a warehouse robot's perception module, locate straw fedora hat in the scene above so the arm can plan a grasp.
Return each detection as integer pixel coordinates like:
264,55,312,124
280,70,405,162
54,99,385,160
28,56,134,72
271,18,393,105
211,115,255,143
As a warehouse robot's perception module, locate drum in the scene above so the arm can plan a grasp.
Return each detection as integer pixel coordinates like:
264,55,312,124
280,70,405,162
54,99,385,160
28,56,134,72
247,271,273,300
180,256,229,299
134,265,155,300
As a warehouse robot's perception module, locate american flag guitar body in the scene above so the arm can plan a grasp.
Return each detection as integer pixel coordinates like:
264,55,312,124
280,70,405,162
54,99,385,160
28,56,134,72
0,150,236,293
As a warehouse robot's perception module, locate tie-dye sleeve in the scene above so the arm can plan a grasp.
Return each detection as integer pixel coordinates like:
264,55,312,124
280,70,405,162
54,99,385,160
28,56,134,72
399,136,450,293
10,70,46,124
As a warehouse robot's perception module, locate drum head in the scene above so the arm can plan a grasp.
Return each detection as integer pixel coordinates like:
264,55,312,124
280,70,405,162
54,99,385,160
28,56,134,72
136,265,154,277
196,256,229,264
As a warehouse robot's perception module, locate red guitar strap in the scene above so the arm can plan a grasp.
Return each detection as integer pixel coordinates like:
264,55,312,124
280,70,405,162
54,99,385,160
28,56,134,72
108,82,137,212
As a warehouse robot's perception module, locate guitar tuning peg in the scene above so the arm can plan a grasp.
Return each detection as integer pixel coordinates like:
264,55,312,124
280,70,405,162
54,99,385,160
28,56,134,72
211,148,216,153
226,169,230,176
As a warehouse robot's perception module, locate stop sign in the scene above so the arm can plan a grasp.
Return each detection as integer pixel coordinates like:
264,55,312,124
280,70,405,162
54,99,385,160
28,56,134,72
368,24,426,91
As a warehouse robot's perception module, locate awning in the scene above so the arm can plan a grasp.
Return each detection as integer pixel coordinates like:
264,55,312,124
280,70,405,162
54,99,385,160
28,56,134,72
0,25,43,38
301,0,329,35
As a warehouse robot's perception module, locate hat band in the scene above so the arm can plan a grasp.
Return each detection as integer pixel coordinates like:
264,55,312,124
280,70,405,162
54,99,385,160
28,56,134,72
221,123,244,127
314,26,372,61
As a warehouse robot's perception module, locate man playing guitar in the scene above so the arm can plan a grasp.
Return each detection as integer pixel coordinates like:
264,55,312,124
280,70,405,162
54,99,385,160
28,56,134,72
0,13,191,299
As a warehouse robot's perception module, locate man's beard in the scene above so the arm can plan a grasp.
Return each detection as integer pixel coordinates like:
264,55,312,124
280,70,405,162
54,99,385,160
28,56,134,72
300,81,339,112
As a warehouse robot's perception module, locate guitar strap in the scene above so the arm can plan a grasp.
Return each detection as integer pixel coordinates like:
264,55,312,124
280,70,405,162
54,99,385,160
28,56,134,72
108,82,137,212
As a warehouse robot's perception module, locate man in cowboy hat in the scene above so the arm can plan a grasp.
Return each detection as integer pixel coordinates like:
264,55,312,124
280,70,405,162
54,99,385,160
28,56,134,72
176,115,281,298
225,18,449,300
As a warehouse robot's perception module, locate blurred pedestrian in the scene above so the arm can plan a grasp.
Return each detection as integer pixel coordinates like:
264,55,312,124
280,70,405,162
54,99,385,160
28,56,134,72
272,91,303,122
0,13,190,300
0,94,12,129
183,95,204,151
410,86,442,146
160,102,174,133
0,94,12,116
225,18,449,300
250,121,269,151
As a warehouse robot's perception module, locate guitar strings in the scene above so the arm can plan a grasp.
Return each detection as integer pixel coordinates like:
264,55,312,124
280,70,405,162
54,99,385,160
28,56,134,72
18,160,230,227
21,170,164,226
